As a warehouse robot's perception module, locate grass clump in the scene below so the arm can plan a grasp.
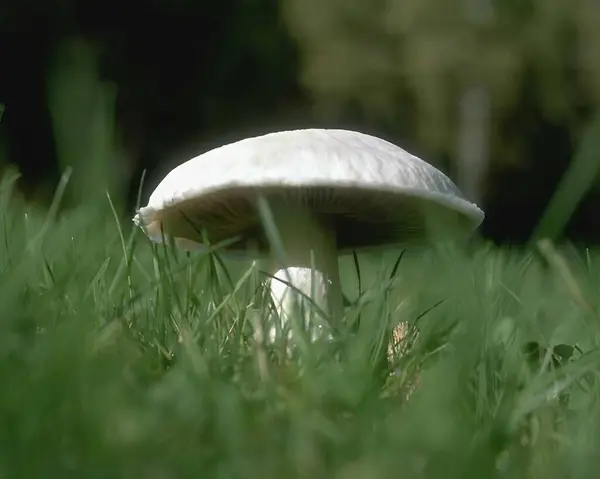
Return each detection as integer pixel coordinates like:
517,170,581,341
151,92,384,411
1,169,600,479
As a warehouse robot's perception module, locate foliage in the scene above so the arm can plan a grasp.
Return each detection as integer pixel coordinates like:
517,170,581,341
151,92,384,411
283,0,600,154
1,169,600,477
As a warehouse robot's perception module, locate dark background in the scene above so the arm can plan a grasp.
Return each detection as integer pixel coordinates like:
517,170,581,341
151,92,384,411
1,0,599,244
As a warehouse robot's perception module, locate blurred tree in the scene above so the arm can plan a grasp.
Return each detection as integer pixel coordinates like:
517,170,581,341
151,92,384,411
282,0,600,239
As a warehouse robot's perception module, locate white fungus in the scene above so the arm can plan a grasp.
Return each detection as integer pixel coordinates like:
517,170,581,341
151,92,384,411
133,128,484,342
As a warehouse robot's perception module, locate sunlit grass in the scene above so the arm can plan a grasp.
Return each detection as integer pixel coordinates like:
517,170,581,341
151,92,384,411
1,166,600,478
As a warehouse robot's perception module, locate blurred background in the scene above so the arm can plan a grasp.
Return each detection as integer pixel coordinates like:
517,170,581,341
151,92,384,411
1,0,599,244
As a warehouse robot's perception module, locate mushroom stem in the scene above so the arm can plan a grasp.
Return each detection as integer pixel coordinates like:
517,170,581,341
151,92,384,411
266,199,343,342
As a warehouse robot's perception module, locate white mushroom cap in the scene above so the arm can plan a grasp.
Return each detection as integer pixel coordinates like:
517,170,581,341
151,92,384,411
133,128,484,253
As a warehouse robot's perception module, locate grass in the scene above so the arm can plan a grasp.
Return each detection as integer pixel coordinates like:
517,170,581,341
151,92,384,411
1,167,600,479
3,47,600,477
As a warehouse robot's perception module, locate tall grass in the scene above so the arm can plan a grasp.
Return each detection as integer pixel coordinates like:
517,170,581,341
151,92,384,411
2,47,600,477
1,166,600,478
531,110,600,243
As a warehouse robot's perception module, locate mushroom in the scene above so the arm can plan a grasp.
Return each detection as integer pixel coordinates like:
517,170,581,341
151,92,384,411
133,129,484,342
